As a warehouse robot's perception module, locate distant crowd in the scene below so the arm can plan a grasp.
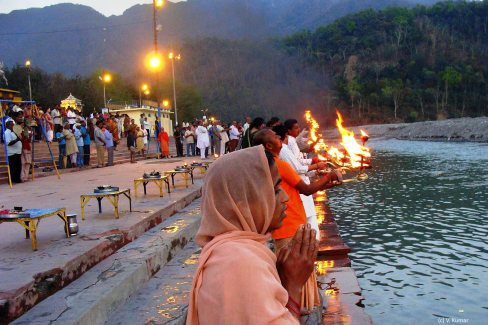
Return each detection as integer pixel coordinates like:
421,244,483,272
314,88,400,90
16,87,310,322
2,102,315,186
1,104,166,183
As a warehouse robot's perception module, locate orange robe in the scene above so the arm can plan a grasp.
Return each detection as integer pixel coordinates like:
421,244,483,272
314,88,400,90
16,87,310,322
107,120,120,144
158,131,170,157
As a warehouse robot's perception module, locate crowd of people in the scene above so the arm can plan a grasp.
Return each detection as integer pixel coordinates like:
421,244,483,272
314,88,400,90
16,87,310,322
1,104,166,183
169,116,303,160
187,116,344,324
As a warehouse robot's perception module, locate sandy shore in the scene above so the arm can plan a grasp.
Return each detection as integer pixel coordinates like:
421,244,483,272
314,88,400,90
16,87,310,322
323,117,488,142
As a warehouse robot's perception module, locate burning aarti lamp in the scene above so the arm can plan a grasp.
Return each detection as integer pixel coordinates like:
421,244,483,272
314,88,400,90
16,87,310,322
304,110,373,184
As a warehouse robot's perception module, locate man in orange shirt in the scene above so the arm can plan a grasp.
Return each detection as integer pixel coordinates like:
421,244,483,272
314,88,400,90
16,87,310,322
253,128,342,313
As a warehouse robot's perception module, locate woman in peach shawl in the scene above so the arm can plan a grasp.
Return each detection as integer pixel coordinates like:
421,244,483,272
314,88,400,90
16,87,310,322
187,146,319,325
158,127,170,158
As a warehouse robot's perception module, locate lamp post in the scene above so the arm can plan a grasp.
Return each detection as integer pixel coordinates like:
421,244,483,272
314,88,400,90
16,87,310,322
149,0,164,134
25,59,32,102
201,108,209,120
139,84,149,107
99,72,112,108
168,52,181,126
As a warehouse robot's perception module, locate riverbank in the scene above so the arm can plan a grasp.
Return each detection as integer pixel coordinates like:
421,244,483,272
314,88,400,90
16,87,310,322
323,117,488,142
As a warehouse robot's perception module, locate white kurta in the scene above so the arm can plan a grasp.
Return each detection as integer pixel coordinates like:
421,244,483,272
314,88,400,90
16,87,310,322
196,126,210,149
279,143,320,239
288,135,312,166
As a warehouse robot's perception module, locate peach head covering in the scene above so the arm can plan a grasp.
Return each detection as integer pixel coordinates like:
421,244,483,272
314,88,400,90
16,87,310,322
187,146,298,325
195,145,276,246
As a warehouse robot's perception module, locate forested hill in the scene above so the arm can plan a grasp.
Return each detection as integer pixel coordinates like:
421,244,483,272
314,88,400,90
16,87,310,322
284,0,488,124
0,0,436,75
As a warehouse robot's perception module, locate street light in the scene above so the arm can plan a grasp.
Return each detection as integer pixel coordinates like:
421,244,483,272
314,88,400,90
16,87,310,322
98,72,112,108
149,0,165,131
139,83,149,107
163,99,170,108
168,52,181,126
25,59,32,102
201,108,209,120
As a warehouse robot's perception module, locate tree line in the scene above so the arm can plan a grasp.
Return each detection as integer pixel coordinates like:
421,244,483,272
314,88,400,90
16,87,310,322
283,0,488,124
3,0,487,126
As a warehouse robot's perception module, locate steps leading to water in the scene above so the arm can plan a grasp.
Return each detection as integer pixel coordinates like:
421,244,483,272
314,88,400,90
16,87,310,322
11,200,202,325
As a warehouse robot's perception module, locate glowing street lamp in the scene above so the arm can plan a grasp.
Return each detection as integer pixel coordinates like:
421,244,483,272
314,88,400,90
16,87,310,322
98,72,112,108
168,52,181,126
139,83,149,107
150,0,165,131
155,0,164,9
163,99,170,108
25,59,32,102
201,108,209,120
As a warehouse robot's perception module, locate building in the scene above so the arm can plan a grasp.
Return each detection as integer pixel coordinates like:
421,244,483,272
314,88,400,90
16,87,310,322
60,93,83,111
108,100,173,136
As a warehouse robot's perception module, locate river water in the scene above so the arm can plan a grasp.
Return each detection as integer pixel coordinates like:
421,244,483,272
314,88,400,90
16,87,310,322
327,139,488,325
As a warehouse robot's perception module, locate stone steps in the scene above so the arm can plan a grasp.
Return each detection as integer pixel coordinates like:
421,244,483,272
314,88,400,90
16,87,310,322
106,241,200,325
11,200,202,325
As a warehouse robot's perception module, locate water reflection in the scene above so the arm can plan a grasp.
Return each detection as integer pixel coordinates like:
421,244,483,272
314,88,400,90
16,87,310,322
328,140,488,324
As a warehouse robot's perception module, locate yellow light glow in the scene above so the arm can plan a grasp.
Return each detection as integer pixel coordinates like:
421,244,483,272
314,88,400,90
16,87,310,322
163,100,170,107
155,0,164,8
169,52,181,60
141,84,148,91
149,56,161,69
25,60,31,67
146,51,164,71
103,73,112,83
144,90,150,95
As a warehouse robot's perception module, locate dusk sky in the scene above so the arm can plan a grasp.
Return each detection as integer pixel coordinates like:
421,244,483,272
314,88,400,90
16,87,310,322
0,0,184,16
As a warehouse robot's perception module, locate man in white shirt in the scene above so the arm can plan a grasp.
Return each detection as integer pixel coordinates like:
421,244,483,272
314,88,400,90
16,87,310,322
212,121,223,156
4,119,23,183
195,121,209,159
283,119,322,238
67,107,77,128
143,117,151,142
51,106,62,130
228,121,240,152
243,116,251,133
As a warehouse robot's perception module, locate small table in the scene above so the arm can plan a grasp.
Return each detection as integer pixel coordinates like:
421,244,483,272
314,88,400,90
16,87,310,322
164,170,194,188
134,176,171,197
188,164,210,175
0,208,69,251
80,189,132,220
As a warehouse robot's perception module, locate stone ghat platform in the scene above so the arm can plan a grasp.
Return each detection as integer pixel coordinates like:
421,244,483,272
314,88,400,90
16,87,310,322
0,158,208,323
315,192,373,325
7,190,372,324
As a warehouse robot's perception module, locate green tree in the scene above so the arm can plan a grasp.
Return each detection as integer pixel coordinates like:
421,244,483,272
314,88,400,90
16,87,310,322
382,79,404,120
441,66,462,110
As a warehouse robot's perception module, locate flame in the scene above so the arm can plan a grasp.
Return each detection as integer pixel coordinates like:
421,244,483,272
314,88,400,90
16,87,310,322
316,260,336,276
305,110,320,143
303,110,372,169
336,111,371,169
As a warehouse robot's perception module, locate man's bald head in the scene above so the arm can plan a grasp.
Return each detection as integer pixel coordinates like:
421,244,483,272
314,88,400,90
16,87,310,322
253,129,282,156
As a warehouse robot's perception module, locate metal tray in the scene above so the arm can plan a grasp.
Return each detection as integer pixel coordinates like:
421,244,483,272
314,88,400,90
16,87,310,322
0,212,31,219
143,174,161,179
94,186,120,193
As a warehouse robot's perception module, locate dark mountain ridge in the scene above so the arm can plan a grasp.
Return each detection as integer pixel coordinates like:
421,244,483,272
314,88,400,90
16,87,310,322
0,0,437,75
